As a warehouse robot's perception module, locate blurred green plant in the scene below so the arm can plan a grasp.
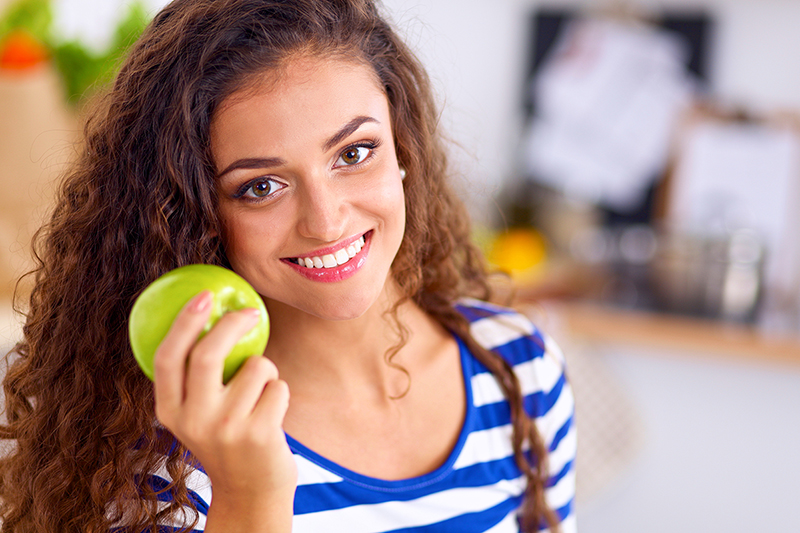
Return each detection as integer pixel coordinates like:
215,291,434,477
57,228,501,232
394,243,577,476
0,0,52,42
0,0,150,105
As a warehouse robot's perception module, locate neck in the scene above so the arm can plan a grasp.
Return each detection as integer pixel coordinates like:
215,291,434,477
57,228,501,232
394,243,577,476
263,286,431,400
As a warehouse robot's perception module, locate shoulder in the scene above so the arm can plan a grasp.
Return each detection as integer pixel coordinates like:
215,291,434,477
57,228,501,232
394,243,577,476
456,299,577,527
454,298,566,367
455,298,571,422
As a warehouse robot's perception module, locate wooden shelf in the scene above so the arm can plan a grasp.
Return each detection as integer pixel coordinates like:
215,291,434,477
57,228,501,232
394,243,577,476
526,299,800,366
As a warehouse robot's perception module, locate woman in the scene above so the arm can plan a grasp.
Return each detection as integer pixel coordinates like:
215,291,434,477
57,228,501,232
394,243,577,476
0,0,576,531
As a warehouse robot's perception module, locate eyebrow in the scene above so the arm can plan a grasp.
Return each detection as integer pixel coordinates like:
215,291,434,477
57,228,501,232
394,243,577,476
323,116,379,152
217,156,286,179
217,115,379,179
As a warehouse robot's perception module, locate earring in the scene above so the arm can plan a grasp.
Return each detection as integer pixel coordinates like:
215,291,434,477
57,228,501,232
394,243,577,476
399,168,407,180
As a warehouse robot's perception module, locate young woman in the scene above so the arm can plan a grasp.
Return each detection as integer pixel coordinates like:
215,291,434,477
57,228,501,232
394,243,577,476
0,1,576,532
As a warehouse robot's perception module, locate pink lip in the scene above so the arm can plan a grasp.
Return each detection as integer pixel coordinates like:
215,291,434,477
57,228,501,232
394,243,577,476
293,233,367,260
282,231,371,283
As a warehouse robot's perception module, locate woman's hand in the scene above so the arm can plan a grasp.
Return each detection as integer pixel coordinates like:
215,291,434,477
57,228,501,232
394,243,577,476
153,290,297,532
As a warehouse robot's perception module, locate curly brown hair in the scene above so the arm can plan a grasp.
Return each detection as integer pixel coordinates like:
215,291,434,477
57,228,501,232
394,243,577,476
0,0,558,531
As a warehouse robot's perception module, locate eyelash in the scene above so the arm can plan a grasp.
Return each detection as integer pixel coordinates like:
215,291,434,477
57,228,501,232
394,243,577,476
334,138,381,168
231,138,382,203
233,177,286,201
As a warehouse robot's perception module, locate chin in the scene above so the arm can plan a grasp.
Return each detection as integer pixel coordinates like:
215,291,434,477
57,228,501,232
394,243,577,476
308,295,379,322
267,287,382,322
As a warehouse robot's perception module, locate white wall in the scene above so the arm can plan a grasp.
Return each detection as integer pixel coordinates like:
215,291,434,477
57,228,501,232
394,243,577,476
380,0,800,222
381,0,534,223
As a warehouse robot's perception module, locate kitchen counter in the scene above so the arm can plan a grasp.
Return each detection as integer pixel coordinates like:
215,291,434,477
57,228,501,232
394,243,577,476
531,299,800,366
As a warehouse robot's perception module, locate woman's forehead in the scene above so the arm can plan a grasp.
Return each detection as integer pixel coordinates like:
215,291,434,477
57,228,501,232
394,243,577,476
209,56,392,164
216,53,383,115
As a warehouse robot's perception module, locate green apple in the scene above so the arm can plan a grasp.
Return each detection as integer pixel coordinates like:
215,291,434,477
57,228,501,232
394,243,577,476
129,264,269,384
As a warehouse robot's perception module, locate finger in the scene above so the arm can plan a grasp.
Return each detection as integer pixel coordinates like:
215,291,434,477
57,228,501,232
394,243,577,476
222,356,280,419
153,290,213,417
183,308,261,406
249,378,291,436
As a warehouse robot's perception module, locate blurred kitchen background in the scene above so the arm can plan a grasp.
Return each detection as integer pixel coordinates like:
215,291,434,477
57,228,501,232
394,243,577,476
1,0,799,531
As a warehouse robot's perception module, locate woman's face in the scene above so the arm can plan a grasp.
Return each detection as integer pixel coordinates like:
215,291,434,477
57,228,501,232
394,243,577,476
210,56,406,321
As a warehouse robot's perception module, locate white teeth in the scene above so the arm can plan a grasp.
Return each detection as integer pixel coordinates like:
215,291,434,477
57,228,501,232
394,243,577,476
334,249,350,265
295,234,367,269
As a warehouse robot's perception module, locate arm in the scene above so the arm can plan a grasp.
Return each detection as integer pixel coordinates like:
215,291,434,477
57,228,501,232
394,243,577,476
153,290,297,532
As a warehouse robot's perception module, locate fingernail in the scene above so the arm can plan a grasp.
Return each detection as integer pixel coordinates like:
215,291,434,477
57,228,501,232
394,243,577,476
243,308,262,321
189,291,212,313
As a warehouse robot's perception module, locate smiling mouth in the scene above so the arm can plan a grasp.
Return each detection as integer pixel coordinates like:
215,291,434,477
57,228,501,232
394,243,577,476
287,233,367,269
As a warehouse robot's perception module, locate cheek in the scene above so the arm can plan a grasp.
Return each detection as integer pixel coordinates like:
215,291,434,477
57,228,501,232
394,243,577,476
370,186,406,248
219,207,279,265
363,175,406,220
220,225,250,275
390,180,407,228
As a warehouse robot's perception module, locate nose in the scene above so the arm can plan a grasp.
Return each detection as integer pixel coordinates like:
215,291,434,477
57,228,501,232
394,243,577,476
295,177,348,242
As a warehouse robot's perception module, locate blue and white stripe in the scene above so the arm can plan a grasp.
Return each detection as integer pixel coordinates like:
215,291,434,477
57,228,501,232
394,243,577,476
139,300,576,532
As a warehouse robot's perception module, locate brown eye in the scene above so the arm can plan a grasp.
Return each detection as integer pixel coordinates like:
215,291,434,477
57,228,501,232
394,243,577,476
337,146,370,166
238,177,285,200
251,179,272,197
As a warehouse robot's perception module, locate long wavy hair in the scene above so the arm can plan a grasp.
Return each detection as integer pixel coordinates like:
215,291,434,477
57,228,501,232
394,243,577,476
0,0,558,531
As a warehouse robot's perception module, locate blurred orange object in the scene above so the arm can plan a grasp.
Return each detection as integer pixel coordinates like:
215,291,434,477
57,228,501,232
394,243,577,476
0,30,48,71
488,227,548,280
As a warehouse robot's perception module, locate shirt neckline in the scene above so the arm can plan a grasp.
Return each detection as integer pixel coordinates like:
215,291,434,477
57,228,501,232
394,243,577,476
284,334,475,492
